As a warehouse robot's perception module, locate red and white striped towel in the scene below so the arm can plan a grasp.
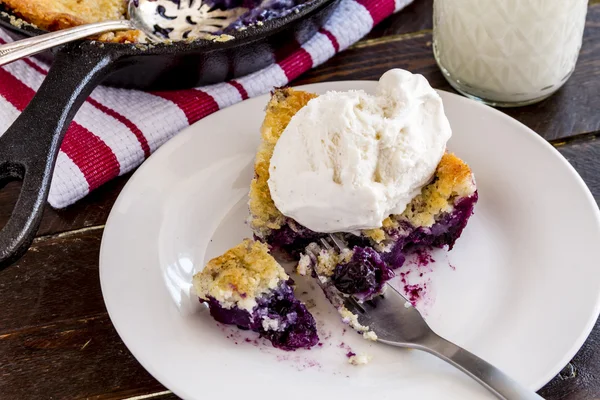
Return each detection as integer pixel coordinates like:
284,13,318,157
0,0,412,208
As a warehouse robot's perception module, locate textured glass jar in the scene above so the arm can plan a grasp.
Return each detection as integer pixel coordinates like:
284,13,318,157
433,0,588,107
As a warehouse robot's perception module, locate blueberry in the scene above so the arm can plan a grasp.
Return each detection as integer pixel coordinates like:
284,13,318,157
333,259,377,294
332,247,393,295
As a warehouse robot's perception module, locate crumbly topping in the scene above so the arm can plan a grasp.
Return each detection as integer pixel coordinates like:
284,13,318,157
339,306,378,341
193,239,288,311
0,10,37,28
248,88,318,238
315,247,352,278
363,226,386,243
364,152,476,243
348,353,372,365
209,34,235,42
296,253,311,276
401,152,475,227
98,30,143,43
261,316,282,331
0,0,142,42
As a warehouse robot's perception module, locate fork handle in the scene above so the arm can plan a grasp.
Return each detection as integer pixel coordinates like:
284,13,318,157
422,334,545,399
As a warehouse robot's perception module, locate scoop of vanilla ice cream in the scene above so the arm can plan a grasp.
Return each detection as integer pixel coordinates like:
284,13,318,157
267,69,452,233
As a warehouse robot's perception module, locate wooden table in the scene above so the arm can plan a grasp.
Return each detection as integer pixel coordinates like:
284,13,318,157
1,1,599,399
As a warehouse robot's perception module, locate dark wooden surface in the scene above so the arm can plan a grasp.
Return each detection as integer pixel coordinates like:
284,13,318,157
1,1,600,399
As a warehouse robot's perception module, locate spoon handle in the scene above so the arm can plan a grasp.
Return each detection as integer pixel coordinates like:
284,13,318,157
422,334,545,400
0,20,134,67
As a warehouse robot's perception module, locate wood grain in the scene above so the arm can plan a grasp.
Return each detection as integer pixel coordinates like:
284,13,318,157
0,227,106,332
555,135,600,205
0,313,167,400
536,136,600,399
540,318,600,400
0,173,128,240
366,0,433,39
0,228,165,400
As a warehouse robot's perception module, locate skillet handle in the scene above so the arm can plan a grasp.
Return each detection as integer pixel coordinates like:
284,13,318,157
0,43,118,269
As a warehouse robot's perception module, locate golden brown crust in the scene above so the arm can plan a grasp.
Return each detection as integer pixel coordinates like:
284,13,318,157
192,239,288,310
400,152,475,227
364,153,475,242
249,88,476,244
0,0,141,42
97,30,143,43
248,88,318,237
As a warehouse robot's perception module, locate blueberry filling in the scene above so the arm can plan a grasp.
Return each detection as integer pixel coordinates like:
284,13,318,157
332,247,394,297
205,0,315,32
263,221,324,258
407,193,479,250
266,192,478,297
269,193,477,258
202,279,318,350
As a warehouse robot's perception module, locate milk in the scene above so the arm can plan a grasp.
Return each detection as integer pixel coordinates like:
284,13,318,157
433,0,588,106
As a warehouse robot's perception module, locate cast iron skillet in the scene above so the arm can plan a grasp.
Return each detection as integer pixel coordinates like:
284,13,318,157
0,0,339,269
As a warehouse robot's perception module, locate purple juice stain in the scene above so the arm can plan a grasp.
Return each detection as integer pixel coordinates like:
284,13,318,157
412,248,435,267
404,284,425,305
399,270,427,305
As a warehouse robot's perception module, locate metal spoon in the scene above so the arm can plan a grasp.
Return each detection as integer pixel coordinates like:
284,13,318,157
0,0,247,67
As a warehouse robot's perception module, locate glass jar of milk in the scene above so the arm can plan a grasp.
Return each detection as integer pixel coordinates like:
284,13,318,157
433,0,588,107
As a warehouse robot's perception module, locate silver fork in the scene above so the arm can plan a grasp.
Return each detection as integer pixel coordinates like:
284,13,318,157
319,235,544,400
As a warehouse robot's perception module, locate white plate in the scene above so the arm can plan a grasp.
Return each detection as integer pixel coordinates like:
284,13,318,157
100,81,600,400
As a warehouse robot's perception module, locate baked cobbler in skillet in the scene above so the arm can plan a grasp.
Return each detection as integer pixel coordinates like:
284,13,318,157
0,0,319,42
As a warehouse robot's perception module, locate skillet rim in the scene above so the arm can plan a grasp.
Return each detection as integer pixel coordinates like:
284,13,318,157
0,0,337,55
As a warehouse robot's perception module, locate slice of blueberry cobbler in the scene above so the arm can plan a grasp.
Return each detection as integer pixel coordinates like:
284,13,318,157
247,88,478,337
196,86,477,349
193,239,319,350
